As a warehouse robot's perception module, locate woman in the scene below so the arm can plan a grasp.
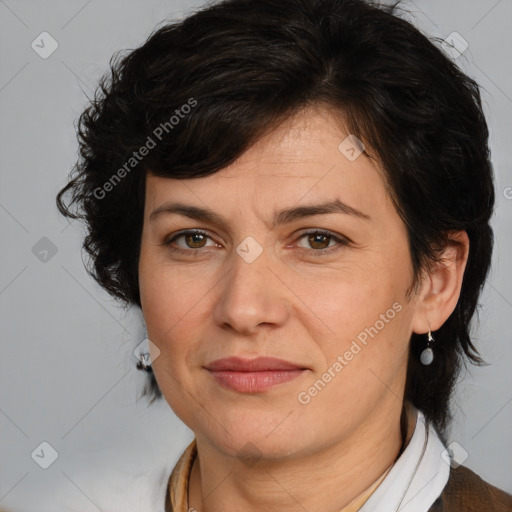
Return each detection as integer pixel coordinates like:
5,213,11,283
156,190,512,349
55,0,512,510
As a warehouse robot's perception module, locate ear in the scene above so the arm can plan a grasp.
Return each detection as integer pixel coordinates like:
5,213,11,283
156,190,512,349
411,230,470,335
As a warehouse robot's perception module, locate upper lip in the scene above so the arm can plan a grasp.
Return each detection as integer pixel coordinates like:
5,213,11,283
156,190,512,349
205,356,307,372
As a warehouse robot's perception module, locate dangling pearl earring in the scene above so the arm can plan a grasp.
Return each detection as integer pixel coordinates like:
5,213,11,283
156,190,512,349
420,329,435,365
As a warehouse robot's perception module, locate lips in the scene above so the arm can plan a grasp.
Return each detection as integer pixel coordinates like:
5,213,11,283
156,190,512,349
205,356,308,393
205,356,307,372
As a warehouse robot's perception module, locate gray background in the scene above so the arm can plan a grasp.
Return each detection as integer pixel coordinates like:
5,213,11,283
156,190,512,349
1,0,511,510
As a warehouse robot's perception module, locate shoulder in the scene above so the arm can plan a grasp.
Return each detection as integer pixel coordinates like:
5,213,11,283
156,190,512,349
429,464,512,511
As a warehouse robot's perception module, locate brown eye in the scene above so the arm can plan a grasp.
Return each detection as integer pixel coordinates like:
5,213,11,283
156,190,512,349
162,230,215,252
295,230,349,256
182,232,208,249
306,233,331,250
161,229,348,257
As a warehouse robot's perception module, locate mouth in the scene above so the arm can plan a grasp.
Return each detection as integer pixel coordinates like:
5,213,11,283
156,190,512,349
204,356,309,393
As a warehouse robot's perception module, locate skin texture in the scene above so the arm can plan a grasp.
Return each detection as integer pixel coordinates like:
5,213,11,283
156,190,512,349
138,105,469,512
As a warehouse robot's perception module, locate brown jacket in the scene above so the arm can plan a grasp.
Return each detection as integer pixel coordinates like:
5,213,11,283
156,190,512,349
164,462,512,511
164,439,512,511
428,465,512,511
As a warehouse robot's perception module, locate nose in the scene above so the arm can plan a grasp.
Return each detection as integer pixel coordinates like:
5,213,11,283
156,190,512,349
212,245,290,335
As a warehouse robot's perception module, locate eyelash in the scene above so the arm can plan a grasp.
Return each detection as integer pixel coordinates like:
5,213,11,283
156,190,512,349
161,229,350,257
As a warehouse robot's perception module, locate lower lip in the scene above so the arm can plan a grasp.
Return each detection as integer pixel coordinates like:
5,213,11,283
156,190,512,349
207,369,306,392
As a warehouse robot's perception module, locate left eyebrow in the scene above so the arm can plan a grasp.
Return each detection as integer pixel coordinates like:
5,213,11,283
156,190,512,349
149,199,371,227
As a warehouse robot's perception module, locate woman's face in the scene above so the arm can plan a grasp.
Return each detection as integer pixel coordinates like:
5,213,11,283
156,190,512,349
138,106,424,459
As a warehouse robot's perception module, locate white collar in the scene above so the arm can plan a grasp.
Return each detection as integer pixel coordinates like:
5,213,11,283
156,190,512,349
360,408,450,512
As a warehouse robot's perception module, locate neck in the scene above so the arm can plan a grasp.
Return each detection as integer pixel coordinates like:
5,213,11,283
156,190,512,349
188,400,417,512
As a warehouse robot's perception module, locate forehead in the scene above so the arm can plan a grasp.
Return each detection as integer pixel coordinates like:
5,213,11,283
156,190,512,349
144,106,394,225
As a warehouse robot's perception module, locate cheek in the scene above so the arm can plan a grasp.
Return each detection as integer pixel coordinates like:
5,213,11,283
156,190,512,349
313,273,410,385
138,264,207,421
138,259,214,383
301,304,410,427
139,242,207,322
307,270,389,337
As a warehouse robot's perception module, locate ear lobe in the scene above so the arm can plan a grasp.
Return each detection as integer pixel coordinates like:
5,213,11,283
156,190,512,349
411,230,470,335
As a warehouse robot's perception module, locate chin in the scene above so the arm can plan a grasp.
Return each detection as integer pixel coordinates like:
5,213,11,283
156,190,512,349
199,421,311,463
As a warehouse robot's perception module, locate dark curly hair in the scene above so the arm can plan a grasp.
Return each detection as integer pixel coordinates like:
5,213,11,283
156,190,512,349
56,0,495,441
